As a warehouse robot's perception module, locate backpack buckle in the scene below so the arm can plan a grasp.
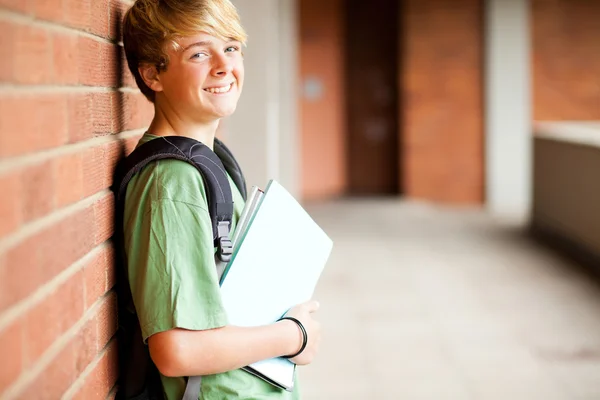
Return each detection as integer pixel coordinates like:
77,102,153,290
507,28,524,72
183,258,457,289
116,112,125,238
218,236,233,262
217,221,233,262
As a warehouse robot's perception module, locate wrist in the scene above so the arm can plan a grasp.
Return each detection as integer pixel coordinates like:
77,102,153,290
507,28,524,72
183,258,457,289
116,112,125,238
277,317,307,359
277,319,302,357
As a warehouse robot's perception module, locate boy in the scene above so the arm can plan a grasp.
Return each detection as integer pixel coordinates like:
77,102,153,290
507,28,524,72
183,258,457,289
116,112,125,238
121,1,321,398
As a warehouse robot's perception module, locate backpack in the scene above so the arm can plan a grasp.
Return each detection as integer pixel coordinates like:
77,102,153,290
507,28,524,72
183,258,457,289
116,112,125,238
111,136,248,400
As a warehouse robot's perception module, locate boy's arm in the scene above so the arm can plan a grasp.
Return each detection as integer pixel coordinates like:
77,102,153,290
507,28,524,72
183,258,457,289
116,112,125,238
126,166,320,376
149,299,321,377
149,320,299,377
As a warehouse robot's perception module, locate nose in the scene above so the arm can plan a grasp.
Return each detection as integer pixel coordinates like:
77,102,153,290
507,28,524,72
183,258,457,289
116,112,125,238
211,53,232,77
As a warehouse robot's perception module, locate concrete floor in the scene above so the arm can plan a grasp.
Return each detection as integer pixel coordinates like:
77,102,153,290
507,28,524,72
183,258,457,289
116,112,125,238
298,200,600,400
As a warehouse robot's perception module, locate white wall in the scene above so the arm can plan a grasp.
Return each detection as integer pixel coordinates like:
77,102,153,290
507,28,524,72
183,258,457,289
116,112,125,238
533,124,600,257
485,0,531,221
223,0,300,197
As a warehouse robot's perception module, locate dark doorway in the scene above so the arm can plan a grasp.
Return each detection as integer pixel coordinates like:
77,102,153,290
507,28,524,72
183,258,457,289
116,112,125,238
345,0,400,196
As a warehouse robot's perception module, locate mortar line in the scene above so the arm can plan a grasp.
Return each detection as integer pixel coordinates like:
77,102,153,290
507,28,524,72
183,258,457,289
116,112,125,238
0,129,146,174
0,242,110,331
0,190,110,252
0,9,118,44
2,291,116,400
0,84,139,93
61,336,118,400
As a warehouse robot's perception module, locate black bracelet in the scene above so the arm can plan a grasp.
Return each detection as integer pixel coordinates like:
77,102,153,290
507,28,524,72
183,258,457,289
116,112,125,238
278,317,308,359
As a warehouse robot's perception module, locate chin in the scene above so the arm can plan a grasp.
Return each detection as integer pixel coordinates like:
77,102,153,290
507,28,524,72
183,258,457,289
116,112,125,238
214,105,238,118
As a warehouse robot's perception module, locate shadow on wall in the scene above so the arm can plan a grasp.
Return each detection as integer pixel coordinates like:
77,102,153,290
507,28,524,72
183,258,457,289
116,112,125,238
113,6,126,154
110,7,132,396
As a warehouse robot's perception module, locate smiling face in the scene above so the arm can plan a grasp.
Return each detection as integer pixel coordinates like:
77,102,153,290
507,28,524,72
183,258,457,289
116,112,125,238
144,32,245,124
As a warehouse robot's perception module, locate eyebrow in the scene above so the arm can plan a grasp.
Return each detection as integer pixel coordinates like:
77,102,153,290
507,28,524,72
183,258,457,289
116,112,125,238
181,38,240,52
181,40,213,52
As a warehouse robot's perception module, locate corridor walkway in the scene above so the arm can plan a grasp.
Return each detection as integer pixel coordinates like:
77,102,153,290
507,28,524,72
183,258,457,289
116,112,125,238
298,200,600,400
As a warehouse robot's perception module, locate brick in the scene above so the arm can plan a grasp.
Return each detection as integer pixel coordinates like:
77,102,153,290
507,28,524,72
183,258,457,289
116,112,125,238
78,36,102,86
0,20,15,82
23,269,84,367
68,92,94,143
91,0,110,38
106,339,119,390
82,146,106,197
41,342,77,398
84,249,108,309
67,91,121,142
0,94,68,157
109,0,129,41
52,32,80,85
0,319,24,392
0,205,96,311
0,170,22,238
112,92,126,132
18,337,77,400
105,246,117,290
94,193,115,246
21,161,56,223
96,292,117,349
38,206,95,283
74,315,98,374
92,92,116,135
32,0,64,23
73,339,118,400
0,232,42,311
82,140,124,198
120,46,137,88
103,140,122,187
14,24,53,84
532,0,600,120
97,49,118,90
0,0,33,14
53,152,84,208
101,42,120,89
41,92,70,144
401,0,484,204
64,0,91,31
78,37,119,87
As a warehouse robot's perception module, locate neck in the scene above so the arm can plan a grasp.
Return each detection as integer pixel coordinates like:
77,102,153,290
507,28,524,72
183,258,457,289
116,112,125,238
147,100,220,149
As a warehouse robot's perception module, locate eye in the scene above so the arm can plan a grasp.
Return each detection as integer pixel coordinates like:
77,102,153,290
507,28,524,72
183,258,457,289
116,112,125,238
225,46,239,53
191,52,209,60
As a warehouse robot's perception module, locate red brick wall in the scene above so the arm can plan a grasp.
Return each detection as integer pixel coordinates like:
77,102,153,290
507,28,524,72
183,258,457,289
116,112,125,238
532,0,600,120
401,0,484,204
0,1,152,398
299,0,347,200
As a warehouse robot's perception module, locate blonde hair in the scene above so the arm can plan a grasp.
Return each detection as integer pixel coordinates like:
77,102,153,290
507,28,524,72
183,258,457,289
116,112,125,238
123,0,247,102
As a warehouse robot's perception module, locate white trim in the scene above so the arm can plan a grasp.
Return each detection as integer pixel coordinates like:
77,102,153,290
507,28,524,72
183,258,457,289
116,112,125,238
485,0,532,219
534,121,600,147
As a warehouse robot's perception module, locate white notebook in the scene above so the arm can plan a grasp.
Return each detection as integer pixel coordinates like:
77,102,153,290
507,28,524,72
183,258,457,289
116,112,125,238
219,180,333,391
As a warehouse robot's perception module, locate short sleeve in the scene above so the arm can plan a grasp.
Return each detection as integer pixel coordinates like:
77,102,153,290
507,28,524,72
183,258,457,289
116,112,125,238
123,159,229,341
134,200,228,340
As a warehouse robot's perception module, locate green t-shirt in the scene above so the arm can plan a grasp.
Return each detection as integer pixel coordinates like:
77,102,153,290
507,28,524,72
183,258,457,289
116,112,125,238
123,133,300,400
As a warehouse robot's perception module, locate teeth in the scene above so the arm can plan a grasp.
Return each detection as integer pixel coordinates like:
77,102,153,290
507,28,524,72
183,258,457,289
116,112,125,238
206,83,232,94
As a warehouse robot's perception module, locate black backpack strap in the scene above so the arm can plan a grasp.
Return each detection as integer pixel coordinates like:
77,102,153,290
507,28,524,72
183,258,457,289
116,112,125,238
115,136,235,262
214,137,248,201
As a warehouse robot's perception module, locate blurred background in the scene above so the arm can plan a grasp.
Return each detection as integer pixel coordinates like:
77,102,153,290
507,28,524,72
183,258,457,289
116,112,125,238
0,0,599,399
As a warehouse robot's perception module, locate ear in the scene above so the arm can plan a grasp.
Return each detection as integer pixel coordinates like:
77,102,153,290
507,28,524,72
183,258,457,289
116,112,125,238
138,64,164,93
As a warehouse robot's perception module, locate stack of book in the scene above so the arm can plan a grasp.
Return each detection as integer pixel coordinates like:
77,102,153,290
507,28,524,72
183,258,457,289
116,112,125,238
219,180,333,391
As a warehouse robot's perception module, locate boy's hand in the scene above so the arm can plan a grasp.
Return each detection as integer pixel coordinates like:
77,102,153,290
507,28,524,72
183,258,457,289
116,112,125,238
283,300,321,365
